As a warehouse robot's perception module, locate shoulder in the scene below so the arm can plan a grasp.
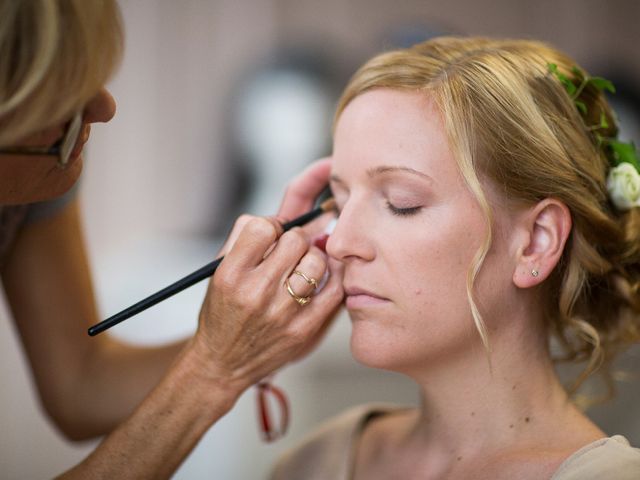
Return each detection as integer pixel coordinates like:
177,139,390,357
269,403,400,480
552,436,640,480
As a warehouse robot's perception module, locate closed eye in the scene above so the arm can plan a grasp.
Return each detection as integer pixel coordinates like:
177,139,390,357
386,201,422,216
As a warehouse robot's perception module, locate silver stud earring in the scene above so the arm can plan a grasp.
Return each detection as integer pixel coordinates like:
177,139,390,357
531,269,539,277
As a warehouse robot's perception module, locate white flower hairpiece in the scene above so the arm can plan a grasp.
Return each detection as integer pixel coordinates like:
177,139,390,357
607,163,640,210
548,63,640,212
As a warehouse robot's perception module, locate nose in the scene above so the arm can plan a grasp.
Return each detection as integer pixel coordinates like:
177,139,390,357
325,199,375,263
83,88,116,124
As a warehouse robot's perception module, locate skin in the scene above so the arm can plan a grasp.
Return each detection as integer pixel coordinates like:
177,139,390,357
327,89,604,479
0,89,113,204
1,87,344,478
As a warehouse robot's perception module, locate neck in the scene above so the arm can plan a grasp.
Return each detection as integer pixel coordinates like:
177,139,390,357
399,321,590,458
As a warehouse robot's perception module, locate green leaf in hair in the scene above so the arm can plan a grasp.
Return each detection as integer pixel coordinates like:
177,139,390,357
548,63,577,95
589,77,616,94
575,100,587,115
571,66,585,80
547,62,640,211
599,111,609,129
609,140,640,171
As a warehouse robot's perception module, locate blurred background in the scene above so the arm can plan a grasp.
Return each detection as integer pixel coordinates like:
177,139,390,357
1,0,640,478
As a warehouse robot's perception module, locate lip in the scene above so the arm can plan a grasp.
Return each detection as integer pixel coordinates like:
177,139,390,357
344,285,390,309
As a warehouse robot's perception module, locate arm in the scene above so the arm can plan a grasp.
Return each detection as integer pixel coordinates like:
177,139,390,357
57,342,238,479
57,197,344,479
5,159,343,478
1,198,186,439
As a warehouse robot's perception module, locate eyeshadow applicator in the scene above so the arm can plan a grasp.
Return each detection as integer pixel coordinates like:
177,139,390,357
88,197,335,336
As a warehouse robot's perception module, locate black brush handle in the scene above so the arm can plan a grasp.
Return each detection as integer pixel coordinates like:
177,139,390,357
87,205,327,336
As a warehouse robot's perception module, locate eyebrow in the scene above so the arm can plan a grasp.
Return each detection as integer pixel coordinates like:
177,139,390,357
330,165,433,185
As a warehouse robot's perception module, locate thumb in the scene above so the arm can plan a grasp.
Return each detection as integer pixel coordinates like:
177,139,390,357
278,157,332,220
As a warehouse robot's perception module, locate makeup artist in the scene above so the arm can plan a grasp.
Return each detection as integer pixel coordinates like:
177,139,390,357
0,1,343,478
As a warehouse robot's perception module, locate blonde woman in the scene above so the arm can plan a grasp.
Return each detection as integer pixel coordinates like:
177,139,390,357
0,1,342,477
271,37,640,479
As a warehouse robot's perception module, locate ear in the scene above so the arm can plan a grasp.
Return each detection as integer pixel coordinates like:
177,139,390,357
513,198,572,288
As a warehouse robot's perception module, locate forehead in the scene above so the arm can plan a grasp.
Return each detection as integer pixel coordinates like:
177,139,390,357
332,88,456,181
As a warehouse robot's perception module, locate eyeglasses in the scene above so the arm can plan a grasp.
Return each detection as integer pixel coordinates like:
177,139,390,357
0,111,83,169
256,379,289,442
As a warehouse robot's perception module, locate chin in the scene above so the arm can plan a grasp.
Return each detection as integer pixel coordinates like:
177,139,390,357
0,155,84,205
349,324,408,371
349,318,471,375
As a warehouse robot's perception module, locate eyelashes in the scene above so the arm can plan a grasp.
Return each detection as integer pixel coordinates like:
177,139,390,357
332,201,422,217
386,201,422,217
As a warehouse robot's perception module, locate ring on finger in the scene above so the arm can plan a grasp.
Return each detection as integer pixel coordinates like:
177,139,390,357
285,279,312,306
284,270,318,306
293,270,318,290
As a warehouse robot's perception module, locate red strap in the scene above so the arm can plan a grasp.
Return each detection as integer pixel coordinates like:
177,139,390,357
256,381,290,442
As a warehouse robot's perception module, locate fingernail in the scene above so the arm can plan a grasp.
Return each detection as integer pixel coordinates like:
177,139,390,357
313,234,329,252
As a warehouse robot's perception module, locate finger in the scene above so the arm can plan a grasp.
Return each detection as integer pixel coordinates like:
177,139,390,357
277,157,332,220
300,211,337,242
216,214,255,257
287,257,345,336
283,247,328,302
291,297,341,362
222,216,284,269
257,227,310,283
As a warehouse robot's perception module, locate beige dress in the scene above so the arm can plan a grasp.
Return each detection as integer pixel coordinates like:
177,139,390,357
270,404,640,480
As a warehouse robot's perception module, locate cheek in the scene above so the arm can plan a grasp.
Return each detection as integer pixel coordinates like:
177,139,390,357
348,201,492,369
19,126,63,148
392,209,485,310
0,156,83,203
349,302,480,371
471,231,519,324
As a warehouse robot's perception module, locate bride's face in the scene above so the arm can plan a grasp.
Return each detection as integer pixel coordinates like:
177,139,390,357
327,89,518,373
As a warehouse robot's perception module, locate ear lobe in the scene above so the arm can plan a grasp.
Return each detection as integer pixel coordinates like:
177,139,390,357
513,199,572,288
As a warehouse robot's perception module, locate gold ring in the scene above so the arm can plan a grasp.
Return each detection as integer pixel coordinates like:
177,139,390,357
293,270,319,290
284,270,318,306
285,279,312,306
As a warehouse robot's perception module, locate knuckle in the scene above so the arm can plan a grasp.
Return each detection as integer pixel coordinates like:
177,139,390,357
243,217,278,243
235,213,255,228
287,324,309,344
227,214,255,241
212,265,239,293
280,228,309,253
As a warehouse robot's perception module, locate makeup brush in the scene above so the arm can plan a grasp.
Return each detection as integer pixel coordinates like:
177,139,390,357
88,197,335,336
